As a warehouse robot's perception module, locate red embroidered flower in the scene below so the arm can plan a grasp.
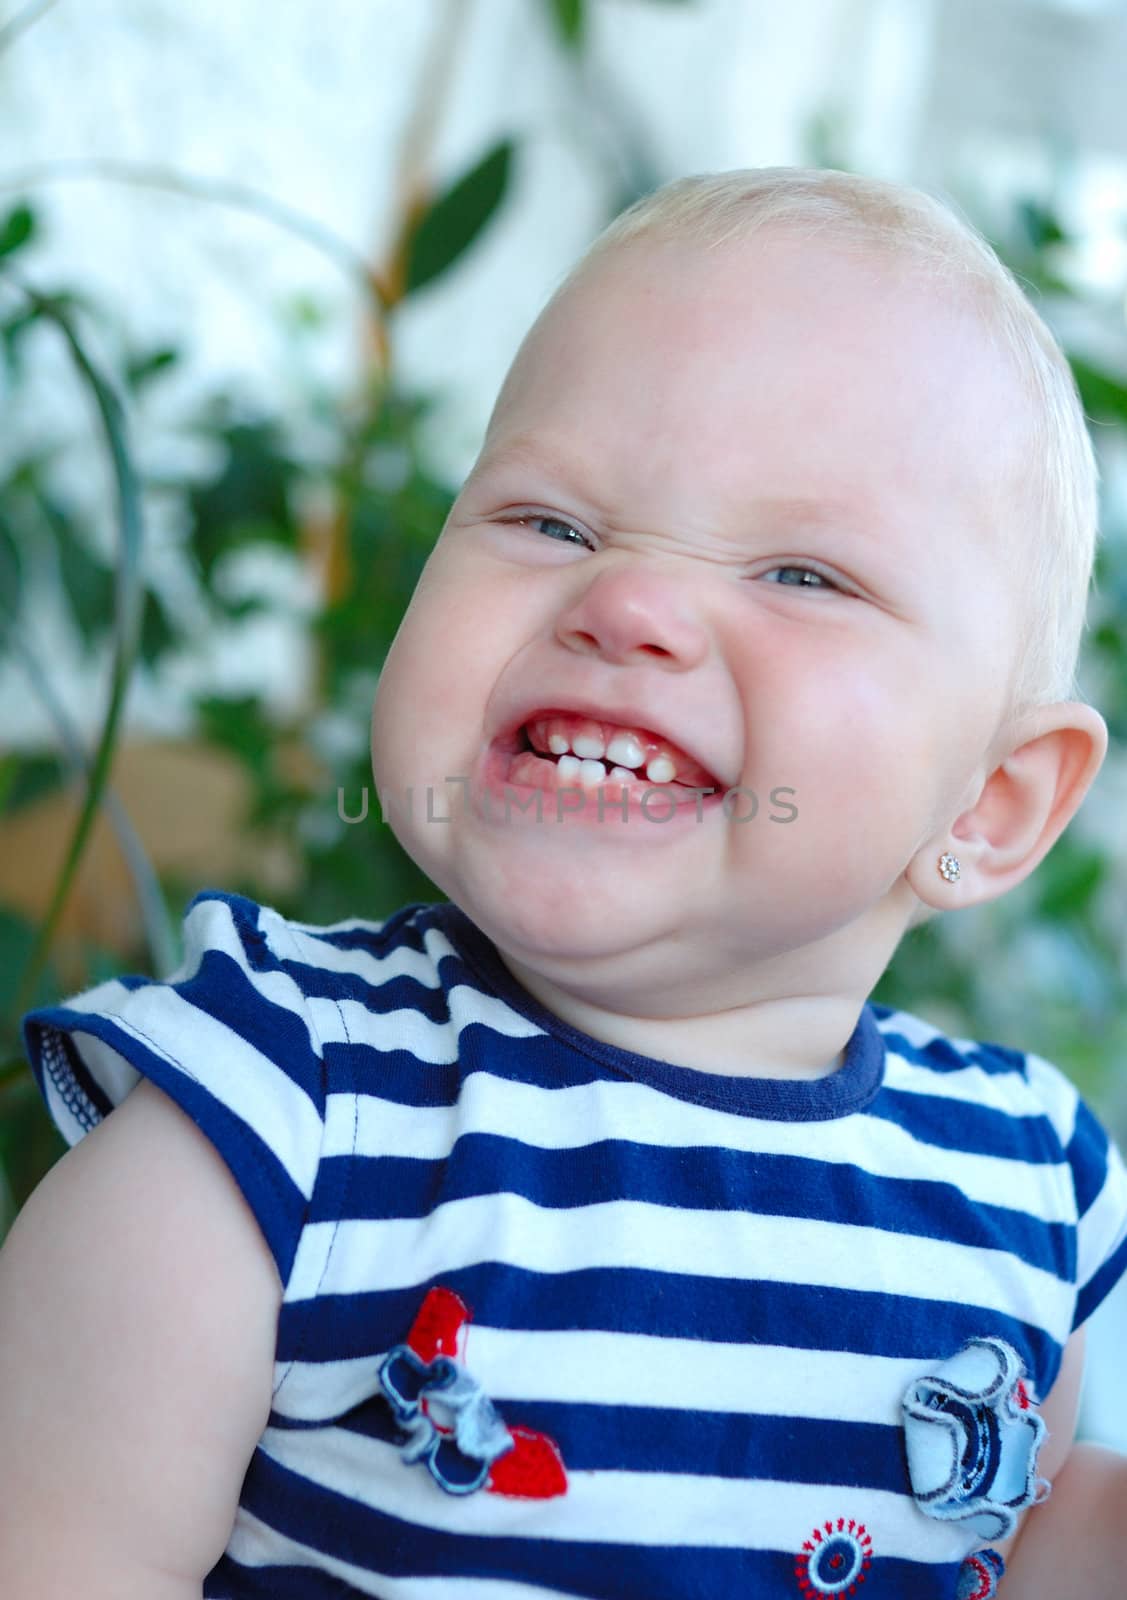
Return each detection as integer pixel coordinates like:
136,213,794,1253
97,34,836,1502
794,1517,873,1596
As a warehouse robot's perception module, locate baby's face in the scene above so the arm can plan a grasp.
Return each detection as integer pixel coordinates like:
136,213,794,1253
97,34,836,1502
372,233,1027,1006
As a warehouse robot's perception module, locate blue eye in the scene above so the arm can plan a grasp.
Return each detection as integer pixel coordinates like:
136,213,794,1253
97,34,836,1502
762,565,841,591
516,515,595,550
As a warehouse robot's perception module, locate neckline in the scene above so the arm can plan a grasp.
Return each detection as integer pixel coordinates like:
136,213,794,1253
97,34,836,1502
432,903,886,1123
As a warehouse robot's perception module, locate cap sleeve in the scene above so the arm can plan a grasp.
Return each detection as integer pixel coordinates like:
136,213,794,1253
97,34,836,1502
1065,1096,1127,1329
21,891,325,1291
1025,1051,1127,1331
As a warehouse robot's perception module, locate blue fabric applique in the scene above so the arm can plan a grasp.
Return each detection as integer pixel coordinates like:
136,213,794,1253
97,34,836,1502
902,1337,1049,1541
378,1342,514,1495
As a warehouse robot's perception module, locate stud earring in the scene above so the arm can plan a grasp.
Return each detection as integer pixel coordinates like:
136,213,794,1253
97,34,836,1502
937,851,961,883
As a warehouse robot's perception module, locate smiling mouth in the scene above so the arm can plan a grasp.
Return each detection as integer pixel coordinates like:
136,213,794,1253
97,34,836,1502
510,710,721,792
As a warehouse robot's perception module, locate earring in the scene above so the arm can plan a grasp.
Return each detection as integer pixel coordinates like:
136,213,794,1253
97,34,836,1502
937,851,961,883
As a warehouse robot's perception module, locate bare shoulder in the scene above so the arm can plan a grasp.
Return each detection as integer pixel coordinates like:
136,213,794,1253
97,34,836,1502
0,1077,283,1596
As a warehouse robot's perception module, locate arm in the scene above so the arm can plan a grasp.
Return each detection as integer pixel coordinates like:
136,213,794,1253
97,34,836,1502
994,1328,1127,1599
0,1078,284,1599
1001,1441,1127,1599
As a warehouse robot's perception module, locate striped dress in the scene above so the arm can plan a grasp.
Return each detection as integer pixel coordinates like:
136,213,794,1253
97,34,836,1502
22,891,1127,1600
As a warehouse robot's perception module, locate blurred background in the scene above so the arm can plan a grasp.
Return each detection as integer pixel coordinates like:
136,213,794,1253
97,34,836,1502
1,0,1126,1443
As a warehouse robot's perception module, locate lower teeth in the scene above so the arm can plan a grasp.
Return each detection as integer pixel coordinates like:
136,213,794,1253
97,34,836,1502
556,753,643,787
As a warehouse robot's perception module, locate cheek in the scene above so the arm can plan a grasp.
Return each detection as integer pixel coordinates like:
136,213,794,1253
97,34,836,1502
740,623,923,756
742,636,945,841
371,582,451,776
372,626,465,783
370,561,509,779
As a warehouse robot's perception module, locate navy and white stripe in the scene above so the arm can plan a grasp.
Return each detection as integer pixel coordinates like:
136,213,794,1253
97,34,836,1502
23,891,1127,1600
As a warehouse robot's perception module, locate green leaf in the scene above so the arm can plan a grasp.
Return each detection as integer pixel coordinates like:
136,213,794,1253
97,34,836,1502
0,307,38,381
1069,355,1127,426
125,345,178,392
187,421,296,582
212,593,270,622
803,110,851,173
0,202,36,261
138,587,177,665
1035,846,1105,920
195,694,275,782
0,752,66,817
405,140,514,296
1091,620,1127,657
45,499,115,649
0,904,56,1020
548,0,584,48
0,513,20,635
1016,198,1068,253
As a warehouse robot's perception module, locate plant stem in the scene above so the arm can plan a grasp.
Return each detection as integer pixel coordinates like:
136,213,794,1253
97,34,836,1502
0,0,61,56
0,277,144,1019
0,158,389,318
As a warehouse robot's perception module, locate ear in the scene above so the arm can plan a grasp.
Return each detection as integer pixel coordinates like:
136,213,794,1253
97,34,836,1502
905,701,1108,912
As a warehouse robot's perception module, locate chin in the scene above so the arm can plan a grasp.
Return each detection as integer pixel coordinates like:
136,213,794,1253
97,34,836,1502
445,860,673,971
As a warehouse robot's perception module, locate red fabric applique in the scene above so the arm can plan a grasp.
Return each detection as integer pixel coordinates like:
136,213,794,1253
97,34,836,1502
487,1425,569,1499
407,1286,471,1362
384,1286,568,1501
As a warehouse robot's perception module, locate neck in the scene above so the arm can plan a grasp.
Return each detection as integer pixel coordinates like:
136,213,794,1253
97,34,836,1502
499,960,863,1078
491,887,917,1081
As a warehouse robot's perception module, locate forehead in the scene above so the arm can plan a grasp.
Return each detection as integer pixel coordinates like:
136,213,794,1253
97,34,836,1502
474,426,892,551
479,234,1028,547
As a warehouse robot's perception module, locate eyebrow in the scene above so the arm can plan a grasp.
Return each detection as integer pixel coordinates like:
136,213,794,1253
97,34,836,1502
471,434,882,535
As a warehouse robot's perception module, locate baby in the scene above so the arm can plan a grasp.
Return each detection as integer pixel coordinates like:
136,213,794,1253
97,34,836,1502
2,167,1126,1599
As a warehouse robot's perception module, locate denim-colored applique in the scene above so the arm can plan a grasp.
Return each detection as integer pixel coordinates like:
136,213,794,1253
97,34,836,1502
378,1342,513,1495
902,1337,1049,1542
794,1517,874,1596
956,1548,1005,1599
378,1286,568,1500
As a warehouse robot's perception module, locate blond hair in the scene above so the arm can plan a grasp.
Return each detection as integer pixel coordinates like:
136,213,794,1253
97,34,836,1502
561,167,1099,716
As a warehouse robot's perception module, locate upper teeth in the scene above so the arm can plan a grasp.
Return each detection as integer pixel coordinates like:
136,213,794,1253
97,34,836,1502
606,733,645,769
543,729,650,770
540,731,680,786
571,734,603,760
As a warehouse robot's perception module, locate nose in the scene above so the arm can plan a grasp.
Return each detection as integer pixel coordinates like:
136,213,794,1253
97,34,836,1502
555,560,709,670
